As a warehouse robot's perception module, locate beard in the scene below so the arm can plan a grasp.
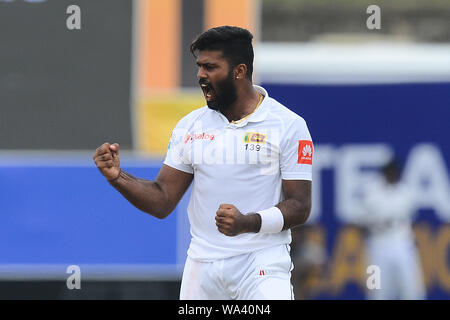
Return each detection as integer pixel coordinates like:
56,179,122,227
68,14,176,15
200,70,238,112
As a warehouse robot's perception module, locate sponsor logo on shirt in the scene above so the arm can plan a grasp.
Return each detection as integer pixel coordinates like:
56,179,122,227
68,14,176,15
184,132,215,144
243,132,267,144
256,269,274,276
298,140,313,164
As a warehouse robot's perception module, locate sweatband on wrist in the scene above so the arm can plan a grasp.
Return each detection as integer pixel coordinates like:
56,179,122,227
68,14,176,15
257,207,284,234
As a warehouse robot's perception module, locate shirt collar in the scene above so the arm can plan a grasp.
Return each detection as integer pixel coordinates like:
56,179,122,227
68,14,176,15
248,85,269,123
215,85,270,127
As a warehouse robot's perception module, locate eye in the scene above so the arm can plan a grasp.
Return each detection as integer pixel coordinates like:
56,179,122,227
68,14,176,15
196,63,217,72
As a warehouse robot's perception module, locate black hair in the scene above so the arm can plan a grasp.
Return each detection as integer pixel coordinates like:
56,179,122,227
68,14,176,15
382,157,401,183
190,26,254,80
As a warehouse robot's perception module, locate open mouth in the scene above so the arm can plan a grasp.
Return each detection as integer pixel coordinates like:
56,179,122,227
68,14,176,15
200,83,215,102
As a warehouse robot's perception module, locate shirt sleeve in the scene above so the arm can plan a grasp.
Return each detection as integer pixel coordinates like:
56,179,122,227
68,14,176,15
163,120,194,174
280,117,313,181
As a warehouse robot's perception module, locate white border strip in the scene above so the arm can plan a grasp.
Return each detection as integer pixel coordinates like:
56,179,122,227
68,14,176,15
256,43,450,84
0,264,183,281
0,151,164,167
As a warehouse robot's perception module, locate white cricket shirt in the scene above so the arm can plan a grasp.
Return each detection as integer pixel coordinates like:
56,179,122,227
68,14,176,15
359,181,416,245
164,85,313,261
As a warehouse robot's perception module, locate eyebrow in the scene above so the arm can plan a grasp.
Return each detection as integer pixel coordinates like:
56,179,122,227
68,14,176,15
196,62,218,67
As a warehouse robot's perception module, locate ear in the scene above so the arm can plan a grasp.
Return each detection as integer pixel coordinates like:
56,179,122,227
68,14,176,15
234,63,247,80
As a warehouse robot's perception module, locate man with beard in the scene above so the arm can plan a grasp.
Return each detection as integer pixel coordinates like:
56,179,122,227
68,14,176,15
93,26,313,300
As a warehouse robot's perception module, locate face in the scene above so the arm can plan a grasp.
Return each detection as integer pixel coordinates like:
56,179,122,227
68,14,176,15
384,167,400,184
196,50,238,112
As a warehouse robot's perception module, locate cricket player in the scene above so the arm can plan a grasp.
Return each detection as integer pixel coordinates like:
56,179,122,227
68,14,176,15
356,158,426,300
93,26,313,300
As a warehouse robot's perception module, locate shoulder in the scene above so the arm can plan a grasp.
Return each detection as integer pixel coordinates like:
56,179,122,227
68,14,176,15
174,106,210,129
396,182,414,199
366,179,384,194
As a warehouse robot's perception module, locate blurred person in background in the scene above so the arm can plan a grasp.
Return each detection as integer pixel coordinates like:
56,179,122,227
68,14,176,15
355,157,426,300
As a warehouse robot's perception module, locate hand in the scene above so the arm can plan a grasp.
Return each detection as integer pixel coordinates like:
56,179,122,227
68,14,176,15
215,204,249,236
93,142,121,181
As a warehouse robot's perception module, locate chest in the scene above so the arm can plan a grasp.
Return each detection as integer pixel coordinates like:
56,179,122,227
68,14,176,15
370,188,410,214
183,125,281,172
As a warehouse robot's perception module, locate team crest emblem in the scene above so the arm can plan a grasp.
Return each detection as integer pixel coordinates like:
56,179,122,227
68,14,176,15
243,132,267,144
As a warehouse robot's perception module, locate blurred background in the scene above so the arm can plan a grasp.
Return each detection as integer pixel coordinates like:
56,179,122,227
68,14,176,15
0,0,449,299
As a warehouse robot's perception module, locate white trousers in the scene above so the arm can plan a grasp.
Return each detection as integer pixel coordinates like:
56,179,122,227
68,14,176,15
366,238,426,300
180,244,294,300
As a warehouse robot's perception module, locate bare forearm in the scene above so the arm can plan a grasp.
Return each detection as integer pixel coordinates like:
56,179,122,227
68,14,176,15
218,181,311,236
242,198,310,234
109,169,169,219
241,213,262,233
276,198,311,230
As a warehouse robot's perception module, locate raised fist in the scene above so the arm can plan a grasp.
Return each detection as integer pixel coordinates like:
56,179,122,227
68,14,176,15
93,142,121,181
215,204,247,236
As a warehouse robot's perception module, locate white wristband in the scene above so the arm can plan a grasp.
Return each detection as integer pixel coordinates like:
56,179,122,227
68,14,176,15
257,207,284,234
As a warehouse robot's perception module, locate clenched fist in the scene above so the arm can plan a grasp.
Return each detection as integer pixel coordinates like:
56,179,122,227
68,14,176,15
215,204,254,237
93,142,121,182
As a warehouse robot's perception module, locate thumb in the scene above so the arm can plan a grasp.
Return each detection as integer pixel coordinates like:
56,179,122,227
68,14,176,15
110,143,120,153
110,143,120,161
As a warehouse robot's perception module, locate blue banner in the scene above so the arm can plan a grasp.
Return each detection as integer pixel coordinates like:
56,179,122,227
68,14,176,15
262,82,450,299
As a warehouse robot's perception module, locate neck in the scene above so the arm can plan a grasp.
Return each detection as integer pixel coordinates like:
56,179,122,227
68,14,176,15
221,83,260,123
